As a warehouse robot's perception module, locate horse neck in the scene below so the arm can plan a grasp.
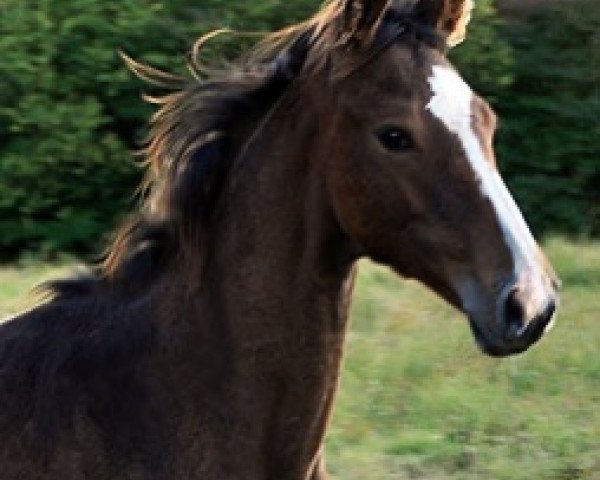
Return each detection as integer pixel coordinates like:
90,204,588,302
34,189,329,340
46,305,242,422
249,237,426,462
153,90,359,474
210,91,358,337
145,89,359,475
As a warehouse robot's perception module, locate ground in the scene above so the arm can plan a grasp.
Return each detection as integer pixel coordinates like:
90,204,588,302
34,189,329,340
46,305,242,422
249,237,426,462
1,238,599,479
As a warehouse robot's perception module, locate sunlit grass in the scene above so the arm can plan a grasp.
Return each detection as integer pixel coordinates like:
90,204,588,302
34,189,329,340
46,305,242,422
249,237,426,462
0,259,76,319
0,239,598,478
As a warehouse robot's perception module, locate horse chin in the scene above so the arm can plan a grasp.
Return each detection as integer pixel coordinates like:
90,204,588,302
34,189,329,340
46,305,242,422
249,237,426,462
468,318,530,358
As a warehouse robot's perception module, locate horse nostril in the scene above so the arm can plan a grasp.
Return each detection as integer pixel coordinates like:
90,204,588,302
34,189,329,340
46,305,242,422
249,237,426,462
504,289,525,337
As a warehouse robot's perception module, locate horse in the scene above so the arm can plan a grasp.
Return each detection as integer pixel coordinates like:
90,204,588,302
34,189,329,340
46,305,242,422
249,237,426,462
0,0,560,478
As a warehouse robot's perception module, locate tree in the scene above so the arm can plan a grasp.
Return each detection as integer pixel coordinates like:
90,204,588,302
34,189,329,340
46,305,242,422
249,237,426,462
494,0,600,236
0,0,596,258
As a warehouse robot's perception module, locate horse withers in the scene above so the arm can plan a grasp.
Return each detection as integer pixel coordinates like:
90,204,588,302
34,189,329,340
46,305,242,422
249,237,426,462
0,0,559,478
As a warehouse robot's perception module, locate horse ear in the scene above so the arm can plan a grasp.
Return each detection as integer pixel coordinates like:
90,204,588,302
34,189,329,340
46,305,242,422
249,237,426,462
341,0,392,46
413,0,474,47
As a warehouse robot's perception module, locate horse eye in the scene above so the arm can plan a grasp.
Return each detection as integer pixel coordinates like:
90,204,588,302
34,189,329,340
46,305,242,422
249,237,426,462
376,127,415,152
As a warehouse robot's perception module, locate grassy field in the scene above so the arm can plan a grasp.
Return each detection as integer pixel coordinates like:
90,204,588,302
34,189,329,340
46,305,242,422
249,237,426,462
1,239,599,479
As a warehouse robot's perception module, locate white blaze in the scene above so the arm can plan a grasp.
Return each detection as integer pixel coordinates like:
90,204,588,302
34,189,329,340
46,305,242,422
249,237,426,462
425,65,542,284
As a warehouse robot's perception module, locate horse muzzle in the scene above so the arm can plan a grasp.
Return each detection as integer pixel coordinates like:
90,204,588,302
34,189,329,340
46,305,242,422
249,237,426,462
466,267,559,357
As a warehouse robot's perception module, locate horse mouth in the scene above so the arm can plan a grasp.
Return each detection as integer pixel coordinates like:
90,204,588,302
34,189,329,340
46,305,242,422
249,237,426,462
467,297,557,358
468,318,529,358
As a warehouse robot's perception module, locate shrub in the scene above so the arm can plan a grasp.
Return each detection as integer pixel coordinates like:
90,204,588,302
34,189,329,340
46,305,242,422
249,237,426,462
0,0,596,258
0,0,319,258
0,1,179,256
493,0,600,236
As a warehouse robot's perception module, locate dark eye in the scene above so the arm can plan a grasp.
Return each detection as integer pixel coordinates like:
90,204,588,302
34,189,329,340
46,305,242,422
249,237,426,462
376,127,415,152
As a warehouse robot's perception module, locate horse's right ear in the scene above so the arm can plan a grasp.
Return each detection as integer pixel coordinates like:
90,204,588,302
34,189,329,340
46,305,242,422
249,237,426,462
340,0,392,46
413,0,474,47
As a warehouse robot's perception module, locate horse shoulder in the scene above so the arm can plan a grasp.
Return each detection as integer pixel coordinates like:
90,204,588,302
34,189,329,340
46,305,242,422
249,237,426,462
0,293,171,479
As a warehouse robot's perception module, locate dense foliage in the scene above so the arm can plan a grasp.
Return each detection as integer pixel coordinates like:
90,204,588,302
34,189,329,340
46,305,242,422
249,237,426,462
0,1,178,256
0,0,319,258
494,1,600,236
0,0,597,258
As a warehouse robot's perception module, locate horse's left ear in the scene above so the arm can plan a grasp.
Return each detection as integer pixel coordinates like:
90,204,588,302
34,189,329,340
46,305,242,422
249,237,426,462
413,0,474,47
341,0,392,46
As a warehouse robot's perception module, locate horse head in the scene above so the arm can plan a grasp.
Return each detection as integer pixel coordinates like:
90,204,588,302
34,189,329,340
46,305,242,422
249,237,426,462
310,0,559,356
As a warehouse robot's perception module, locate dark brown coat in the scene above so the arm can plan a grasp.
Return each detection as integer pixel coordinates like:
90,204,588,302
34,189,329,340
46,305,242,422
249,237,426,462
0,1,558,478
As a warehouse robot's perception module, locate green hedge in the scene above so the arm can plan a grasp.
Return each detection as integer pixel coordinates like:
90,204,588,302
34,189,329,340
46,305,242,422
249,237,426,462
0,0,597,258
495,1,600,237
0,0,319,258
0,0,180,257
453,0,599,237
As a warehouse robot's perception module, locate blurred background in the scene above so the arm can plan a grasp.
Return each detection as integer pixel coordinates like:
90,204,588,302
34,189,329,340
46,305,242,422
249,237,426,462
0,1,598,478
0,0,598,258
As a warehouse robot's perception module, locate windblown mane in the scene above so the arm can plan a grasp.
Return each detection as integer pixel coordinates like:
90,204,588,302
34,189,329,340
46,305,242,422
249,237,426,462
45,0,446,298
99,5,341,288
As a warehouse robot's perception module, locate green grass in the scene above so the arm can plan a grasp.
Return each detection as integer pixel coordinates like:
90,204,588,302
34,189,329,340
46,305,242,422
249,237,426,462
1,239,599,479
328,238,600,480
0,259,75,319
